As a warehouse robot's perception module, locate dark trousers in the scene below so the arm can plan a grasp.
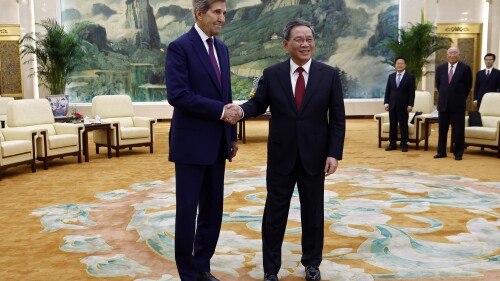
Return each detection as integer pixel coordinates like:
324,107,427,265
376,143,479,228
174,157,225,281
437,110,465,156
262,155,325,274
388,107,409,145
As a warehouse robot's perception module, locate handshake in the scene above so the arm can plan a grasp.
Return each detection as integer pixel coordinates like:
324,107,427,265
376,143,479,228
223,104,243,125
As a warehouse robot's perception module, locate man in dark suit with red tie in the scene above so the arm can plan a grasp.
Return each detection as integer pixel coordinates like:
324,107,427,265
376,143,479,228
230,20,346,281
165,1,239,280
434,46,472,161
474,53,500,109
383,56,416,152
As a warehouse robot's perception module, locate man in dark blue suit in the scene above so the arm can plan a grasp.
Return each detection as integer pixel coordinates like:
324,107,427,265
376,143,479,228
434,46,472,161
474,53,500,109
165,1,239,280
228,20,345,281
383,56,416,152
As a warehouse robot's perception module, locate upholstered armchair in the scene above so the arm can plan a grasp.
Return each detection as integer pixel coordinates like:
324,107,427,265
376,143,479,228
91,95,155,157
0,127,37,180
6,99,84,169
464,93,500,158
0,97,14,128
374,90,435,149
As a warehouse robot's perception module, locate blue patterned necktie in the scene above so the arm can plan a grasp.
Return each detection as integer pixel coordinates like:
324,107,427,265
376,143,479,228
486,69,490,79
396,73,402,87
206,38,221,84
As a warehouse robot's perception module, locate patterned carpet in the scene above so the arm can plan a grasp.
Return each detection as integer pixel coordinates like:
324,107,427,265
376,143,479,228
31,167,500,281
2,119,499,281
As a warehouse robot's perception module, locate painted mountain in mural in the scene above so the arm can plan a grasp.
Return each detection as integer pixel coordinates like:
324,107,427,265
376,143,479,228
61,0,398,102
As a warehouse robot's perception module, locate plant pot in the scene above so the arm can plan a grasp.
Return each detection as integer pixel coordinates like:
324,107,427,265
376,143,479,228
46,95,69,117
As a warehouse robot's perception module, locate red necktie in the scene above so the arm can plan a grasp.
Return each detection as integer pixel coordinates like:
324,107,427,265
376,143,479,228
206,38,221,84
448,65,454,84
295,67,305,111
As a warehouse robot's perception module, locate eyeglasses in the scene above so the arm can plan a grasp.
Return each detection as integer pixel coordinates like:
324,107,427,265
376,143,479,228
291,37,314,44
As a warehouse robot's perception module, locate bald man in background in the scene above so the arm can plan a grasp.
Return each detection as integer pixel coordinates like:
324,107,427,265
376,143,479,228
434,46,472,161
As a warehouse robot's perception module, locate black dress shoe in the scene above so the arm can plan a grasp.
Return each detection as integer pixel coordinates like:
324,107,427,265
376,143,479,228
385,145,397,151
433,153,447,158
401,144,408,152
264,273,279,281
197,272,220,281
454,155,462,160
305,265,321,281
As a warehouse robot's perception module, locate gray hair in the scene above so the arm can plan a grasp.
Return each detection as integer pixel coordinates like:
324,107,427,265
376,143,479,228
283,20,315,41
192,0,226,19
447,46,460,54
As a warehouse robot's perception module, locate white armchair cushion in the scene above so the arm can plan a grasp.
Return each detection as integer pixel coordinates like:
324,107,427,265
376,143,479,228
53,123,84,135
481,116,500,128
2,140,32,157
412,91,434,113
7,99,55,127
0,97,14,115
373,112,389,123
92,95,135,118
0,97,14,125
479,93,500,117
133,116,155,127
0,127,36,177
104,117,134,127
465,127,497,140
48,134,80,149
121,127,150,139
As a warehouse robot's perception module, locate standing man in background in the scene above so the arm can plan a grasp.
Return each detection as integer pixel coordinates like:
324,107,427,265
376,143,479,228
226,20,346,281
474,53,500,109
383,56,416,152
434,46,472,161
165,1,239,280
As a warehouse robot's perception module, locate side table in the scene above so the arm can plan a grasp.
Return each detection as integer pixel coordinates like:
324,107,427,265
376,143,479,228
83,123,112,162
416,116,439,151
418,116,454,152
238,112,271,144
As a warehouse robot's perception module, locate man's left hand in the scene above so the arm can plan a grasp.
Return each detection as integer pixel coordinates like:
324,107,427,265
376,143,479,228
324,157,338,176
231,141,239,159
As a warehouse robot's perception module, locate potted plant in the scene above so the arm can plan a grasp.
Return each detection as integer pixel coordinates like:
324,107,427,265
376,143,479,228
19,18,87,116
383,14,451,85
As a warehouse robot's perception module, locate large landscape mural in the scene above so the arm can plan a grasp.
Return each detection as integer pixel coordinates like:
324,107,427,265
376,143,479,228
61,0,399,102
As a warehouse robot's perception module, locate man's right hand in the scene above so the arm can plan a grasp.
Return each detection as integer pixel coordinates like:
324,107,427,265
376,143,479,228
223,104,243,125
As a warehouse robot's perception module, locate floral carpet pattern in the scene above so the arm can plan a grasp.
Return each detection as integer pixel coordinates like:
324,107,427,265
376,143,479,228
31,167,500,281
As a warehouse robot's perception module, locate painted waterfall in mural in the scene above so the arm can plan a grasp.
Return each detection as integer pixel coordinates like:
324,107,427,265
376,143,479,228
61,0,398,102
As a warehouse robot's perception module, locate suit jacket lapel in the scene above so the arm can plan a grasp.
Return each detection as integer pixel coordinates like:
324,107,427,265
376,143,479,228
390,73,397,88
398,72,407,88
213,38,227,99
276,61,297,112
188,28,222,95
